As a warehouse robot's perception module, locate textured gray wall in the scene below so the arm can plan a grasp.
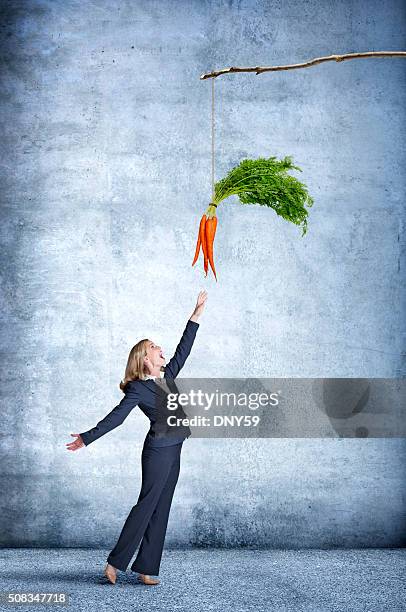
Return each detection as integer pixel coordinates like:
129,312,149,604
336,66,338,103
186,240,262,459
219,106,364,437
1,0,405,548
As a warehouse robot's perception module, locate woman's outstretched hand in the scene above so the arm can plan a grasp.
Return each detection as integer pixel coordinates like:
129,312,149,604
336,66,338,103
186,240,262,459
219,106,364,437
190,290,208,322
66,433,85,451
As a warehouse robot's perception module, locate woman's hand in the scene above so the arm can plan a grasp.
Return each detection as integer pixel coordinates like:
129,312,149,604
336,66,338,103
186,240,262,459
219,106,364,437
66,433,85,451
190,290,208,322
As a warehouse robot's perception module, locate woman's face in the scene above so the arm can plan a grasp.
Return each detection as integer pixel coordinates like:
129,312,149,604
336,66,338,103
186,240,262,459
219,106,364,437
144,340,165,370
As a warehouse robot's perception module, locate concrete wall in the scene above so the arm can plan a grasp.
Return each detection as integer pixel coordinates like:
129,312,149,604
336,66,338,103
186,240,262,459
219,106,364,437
1,0,405,548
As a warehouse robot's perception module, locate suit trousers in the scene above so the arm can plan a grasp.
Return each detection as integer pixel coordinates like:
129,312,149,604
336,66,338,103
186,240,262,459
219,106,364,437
106,437,183,576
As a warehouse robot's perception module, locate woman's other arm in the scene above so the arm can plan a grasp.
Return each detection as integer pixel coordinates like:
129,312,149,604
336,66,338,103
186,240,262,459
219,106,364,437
66,387,140,450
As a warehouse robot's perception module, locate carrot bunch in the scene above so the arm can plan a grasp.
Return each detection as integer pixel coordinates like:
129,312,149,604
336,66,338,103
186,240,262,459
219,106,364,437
192,203,218,281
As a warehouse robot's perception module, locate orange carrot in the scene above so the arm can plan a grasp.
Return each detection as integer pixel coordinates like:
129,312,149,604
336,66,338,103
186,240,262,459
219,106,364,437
205,216,218,281
192,216,204,266
199,214,208,275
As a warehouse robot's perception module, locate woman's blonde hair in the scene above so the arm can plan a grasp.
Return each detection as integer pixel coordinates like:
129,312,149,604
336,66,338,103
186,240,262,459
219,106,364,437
119,338,164,392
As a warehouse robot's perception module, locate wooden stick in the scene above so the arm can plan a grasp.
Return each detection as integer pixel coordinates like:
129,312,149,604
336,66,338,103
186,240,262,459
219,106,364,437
200,51,406,80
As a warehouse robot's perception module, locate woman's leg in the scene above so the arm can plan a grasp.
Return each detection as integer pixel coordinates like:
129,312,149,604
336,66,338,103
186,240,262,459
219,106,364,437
131,443,182,576
106,443,177,572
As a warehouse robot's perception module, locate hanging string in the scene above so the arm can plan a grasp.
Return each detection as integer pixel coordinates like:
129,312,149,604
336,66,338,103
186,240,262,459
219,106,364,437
211,74,215,204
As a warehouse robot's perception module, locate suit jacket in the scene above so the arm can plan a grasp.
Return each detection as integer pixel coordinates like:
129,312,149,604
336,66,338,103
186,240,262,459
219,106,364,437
79,319,199,448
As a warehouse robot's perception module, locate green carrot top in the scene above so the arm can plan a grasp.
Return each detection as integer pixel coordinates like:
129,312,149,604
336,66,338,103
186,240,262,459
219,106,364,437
211,155,314,235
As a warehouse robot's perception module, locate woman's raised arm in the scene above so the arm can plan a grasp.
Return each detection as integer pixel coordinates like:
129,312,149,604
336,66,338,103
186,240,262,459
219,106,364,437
164,290,207,379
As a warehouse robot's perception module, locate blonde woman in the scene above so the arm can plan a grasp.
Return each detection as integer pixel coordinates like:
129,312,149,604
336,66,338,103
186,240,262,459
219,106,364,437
66,290,207,585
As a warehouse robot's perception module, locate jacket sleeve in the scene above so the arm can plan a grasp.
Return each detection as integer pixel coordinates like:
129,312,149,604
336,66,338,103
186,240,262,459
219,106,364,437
79,387,140,447
164,319,200,379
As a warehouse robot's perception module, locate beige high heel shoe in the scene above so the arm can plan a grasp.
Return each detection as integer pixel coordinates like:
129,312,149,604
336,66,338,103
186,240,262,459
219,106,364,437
104,563,117,584
137,573,160,585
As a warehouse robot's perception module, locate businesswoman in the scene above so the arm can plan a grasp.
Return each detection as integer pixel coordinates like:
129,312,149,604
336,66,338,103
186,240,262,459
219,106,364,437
66,290,207,586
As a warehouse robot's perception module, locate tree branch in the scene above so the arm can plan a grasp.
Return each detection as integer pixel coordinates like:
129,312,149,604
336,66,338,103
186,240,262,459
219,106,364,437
200,51,406,80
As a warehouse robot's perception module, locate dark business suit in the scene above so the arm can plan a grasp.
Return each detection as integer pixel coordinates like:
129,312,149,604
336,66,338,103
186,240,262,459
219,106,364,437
79,319,199,575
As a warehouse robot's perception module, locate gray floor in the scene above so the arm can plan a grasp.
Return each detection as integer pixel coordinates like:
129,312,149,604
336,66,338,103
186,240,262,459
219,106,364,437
0,548,405,612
